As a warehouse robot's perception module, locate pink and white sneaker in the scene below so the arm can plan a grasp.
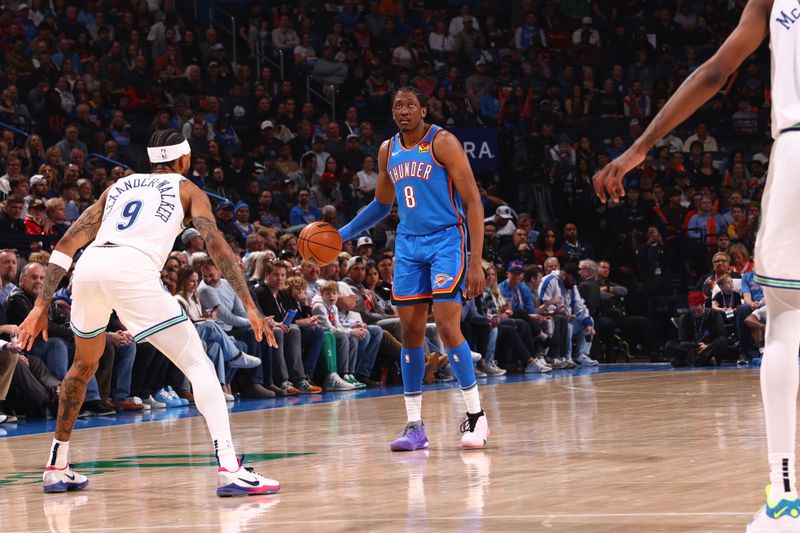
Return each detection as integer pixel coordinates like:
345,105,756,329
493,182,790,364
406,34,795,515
460,411,489,449
43,464,89,493
217,462,280,497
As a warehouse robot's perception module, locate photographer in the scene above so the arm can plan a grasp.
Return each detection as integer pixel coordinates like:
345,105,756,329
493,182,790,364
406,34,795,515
665,291,728,367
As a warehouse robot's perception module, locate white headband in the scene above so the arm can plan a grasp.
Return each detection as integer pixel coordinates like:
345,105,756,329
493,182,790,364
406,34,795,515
147,139,191,163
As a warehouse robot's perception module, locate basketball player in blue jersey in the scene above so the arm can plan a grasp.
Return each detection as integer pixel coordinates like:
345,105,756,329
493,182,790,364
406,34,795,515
594,1,800,529
338,86,489,449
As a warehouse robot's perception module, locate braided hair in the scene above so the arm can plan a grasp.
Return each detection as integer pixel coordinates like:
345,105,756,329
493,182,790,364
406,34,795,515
148,129,187,170
391,85,428,110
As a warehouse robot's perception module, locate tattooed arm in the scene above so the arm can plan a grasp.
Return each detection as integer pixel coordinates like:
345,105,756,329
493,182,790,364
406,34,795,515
182,181,278,347
17,189,109,350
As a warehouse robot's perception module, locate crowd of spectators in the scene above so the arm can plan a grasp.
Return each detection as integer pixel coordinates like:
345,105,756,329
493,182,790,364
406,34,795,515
0,0,777,423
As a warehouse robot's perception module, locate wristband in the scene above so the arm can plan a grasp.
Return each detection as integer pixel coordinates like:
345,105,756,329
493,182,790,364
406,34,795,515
49,250,73,271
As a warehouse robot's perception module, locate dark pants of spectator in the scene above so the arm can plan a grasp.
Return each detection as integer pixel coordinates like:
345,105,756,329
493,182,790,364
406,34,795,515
735,303,755,358
664,337,728,367
131,343,170,398
494,321,533,367
300,325,325,379
371,331,402,379
94,343,116,399
8,355,61,416
462,320,491,358
229,326,273,386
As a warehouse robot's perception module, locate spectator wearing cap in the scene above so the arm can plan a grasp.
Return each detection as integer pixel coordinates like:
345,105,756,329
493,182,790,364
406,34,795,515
539,263,598,367
572,16,600,46
310,172,343,209
341,134,364,173
24,199,53,249
484,205,516,238
232,201,256,242
355,236,375,260
665,291,727,367
26,174,49,209
260,121,285,161
289,187,322,227
212,199,238,241
182,228,205,258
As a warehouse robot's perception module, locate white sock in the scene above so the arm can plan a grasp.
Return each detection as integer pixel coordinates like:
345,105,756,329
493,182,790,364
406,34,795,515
47,438,69,469
761,288,800,498
404,394,422,423
148,322,239,471
215,438,239,471
461,385,482,415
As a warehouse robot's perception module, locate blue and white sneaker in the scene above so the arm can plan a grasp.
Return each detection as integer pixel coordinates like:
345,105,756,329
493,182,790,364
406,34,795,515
390,421,430,451
166,386,189,406
217,461,280,497
43,465,89,493
747,485,800,532
154,388,183,408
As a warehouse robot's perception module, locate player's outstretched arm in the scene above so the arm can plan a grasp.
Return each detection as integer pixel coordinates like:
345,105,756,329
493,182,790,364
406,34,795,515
183,182,278,347
433,130,485,298
17,189,109,350
338,140,394,242
593,0,771,203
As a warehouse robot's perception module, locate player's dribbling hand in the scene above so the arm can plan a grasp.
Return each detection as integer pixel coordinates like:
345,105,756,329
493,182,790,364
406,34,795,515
465,262,485,298
248,309,279,348
17,305,49,351
592,145,647,204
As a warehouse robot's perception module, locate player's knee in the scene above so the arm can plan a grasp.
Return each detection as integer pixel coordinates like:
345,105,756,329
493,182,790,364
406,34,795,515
434,321,462,346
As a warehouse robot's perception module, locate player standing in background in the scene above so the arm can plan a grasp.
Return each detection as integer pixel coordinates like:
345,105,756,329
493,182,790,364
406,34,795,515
593,1,800,528
337,86,489,450
18,130,281,497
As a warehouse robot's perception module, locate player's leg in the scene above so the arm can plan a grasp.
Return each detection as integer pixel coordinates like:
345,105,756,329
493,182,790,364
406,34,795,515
146,321,279,496
432,300,488,449
43,333,105,493
390,303,430,451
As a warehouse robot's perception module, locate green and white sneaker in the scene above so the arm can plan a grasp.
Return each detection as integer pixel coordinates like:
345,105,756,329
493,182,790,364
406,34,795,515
344,374,366,388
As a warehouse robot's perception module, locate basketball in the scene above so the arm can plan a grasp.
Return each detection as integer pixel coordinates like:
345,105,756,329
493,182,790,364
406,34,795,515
298,221,343,265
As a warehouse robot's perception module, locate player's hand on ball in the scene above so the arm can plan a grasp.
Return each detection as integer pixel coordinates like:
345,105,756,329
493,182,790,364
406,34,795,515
592,145,647,203
465,262,485,298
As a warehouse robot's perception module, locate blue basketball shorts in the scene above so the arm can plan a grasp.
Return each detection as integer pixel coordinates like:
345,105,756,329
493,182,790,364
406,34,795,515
392,224,467,306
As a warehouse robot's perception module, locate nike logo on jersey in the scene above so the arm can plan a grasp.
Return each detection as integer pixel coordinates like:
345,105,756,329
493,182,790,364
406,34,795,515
238,477,260,486
391,149,401,156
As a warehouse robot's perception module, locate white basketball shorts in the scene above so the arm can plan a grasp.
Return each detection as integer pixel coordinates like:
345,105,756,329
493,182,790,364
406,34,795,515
69,245,187,342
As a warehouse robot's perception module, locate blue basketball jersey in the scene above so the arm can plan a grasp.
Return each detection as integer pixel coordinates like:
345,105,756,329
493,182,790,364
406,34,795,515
387,124,465,236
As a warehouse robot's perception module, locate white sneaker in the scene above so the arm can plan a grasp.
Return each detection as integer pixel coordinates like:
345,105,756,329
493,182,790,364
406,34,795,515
223,391,235,402
526,358,552,373
474,365,487,378
576,354,599,366
551,358,568,369
323,373,356,391
471,351,482,363
562,358,578,368
129,396,149,410
142,395,166,409
217,465,280,497
228,352,262,369
43,465,89,493
460,412,489,449
0,414,6,424
536,357,552,369
484,360,507,376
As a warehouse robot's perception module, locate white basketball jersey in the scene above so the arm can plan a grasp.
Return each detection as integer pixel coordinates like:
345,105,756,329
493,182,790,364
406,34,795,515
90,173,186,269
770,1,800,137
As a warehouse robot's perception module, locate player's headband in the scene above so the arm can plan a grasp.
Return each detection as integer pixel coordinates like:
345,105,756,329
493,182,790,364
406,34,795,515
147,140,190,163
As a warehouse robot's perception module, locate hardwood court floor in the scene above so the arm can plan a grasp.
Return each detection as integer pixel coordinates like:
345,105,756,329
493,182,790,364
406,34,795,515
0,368,772,532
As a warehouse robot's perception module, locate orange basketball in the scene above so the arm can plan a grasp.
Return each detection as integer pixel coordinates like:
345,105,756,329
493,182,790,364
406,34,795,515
298,221,343,265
